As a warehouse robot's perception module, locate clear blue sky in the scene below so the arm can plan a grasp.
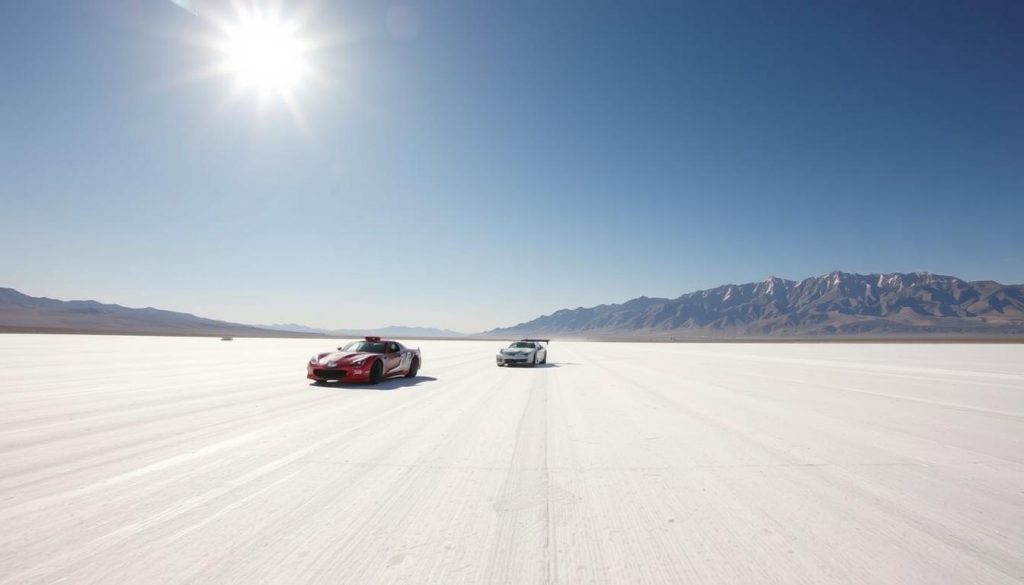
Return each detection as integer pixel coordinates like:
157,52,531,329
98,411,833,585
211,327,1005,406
1,1,1021,332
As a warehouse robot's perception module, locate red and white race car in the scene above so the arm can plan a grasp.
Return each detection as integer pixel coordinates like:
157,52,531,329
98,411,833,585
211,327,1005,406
307,337,421,384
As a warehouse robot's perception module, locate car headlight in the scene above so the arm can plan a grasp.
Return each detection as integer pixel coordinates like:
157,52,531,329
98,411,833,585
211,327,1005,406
309,355,319,364
351,357,367,366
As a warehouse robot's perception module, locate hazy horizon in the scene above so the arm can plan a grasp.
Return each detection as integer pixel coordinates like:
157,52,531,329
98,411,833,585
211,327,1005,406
2,1,1022,331
6,267,1024,335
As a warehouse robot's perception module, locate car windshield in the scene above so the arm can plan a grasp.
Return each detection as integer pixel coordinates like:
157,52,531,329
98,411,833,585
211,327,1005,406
341,341,386,353
510,342,535,348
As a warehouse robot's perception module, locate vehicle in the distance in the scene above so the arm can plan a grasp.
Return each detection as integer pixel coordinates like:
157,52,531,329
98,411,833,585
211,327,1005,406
496,339,549,367
308,336,421,384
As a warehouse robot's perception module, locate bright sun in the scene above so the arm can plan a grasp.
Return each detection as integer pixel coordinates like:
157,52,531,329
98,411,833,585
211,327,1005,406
217,11,310,96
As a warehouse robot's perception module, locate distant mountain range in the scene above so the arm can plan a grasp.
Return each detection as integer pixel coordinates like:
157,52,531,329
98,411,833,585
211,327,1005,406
0,288,466,338
258,323,467,338
5,272,1023,340
485,272,1024,339
0,287,302,337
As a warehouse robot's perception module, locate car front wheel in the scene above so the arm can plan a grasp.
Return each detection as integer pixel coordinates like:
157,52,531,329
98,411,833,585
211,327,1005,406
369,360,383,384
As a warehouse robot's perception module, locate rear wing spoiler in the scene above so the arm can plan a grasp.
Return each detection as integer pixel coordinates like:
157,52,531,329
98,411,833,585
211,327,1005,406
521,338,551,344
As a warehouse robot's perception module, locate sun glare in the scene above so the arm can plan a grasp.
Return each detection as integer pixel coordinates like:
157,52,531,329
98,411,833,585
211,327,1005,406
217,11,310,97
172,1,333,125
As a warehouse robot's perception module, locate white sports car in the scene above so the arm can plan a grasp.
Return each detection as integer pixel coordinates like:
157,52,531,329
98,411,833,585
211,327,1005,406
496,339,549,367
